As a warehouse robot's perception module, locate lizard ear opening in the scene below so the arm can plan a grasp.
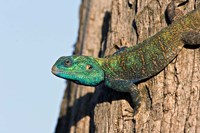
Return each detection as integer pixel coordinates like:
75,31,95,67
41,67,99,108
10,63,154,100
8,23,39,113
86,64,93,70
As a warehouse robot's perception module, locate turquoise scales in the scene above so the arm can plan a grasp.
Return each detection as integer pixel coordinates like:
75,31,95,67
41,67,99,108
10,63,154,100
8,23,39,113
52,6,200,110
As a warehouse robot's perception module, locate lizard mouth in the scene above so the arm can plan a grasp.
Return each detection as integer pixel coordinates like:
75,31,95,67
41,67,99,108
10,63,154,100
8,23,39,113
51,66,59,75
51,66,81,79
51,66,73,75
51,66,68,76
51,66,81,84
51,66,69,77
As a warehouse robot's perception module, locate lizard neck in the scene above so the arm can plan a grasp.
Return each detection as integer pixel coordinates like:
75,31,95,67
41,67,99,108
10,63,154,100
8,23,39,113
95,57,106,67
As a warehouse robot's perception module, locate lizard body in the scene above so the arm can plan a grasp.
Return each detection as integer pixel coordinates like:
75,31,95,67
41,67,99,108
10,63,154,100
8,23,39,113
52,6,200,109
102,8,200,84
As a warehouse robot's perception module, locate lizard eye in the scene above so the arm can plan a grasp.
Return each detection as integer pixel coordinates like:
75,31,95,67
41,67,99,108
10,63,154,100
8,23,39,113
86,64,93,70
64,59,72,67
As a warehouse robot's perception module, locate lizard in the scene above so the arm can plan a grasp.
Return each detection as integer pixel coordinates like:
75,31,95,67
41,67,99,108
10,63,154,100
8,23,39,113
52,4,200,111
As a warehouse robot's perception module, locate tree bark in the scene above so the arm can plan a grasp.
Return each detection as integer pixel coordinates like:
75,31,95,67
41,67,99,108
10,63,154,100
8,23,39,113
55,0,200,133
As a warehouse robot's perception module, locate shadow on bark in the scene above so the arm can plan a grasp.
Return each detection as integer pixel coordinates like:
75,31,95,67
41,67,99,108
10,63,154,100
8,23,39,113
55,84,134,133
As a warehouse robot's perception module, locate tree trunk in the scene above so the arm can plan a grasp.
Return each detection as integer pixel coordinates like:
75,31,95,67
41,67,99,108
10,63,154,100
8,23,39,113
55,0,200,133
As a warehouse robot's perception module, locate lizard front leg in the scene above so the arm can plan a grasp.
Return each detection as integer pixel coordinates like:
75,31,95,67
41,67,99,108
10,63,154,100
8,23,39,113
105,78,141,112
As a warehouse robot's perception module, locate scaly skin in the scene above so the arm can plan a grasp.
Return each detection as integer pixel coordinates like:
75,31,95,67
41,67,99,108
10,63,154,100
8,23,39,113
52,6,200,110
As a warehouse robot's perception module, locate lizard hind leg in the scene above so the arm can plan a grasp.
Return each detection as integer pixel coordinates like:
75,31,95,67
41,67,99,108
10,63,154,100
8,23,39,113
165,1,185,25
181,31,200,46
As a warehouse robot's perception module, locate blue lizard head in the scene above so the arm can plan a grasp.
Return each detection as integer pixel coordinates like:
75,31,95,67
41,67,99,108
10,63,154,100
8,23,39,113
52,55,104,86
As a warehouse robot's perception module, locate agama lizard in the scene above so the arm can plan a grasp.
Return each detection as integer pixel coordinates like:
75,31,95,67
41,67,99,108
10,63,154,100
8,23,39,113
52,5,200,110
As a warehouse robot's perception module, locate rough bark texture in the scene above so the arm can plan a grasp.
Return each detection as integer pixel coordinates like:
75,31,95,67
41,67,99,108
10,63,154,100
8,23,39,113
55,0,200,133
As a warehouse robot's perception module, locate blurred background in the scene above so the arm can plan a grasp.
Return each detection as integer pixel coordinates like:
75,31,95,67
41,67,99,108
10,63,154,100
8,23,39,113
0,0,81,132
